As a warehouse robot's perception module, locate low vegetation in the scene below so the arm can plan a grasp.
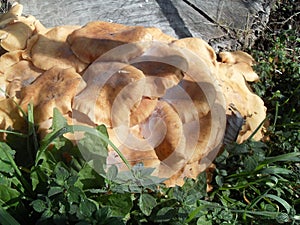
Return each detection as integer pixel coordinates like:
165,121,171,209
0,0,299,224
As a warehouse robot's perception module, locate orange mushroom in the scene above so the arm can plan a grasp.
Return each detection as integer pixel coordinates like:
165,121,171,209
29,25,88,72
0,4,267,188
20,66,86,123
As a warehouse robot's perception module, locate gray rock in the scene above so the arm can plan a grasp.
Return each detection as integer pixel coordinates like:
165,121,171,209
17,0,275,51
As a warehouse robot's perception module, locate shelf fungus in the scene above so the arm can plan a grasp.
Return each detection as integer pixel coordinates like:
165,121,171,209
0,3,267,187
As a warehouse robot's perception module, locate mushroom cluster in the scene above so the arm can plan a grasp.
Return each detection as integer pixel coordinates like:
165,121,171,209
0,3,266,186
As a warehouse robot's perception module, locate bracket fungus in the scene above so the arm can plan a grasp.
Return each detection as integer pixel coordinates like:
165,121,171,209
0,4,267,186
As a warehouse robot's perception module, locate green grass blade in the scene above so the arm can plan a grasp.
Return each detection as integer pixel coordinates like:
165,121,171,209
273,101,279,127
247,118,268,141
264,194,292,214
27,103,39,152
260,167,293,175
0,205,20,225
263,152,300,164
0,130,27,137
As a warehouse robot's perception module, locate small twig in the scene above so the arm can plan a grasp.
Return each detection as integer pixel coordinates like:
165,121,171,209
270,11,300,26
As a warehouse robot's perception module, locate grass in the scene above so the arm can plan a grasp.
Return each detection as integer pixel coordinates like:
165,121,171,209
0,0,299,224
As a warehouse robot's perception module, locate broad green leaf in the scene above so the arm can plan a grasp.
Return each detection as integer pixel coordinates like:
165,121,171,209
87,159,106,178
0,142,16,174
245,156,258,172
184,194,198,206
106,165,118,181
52,108,68,131
95,207,125,225
54,162,70,186
116,170,135,183
31,199,47,213
276,213,290,223
77,131,108,175
75,164,105,190
154,207,177,222
215,175,223,187
30,165,49,191
79,198,97,217
195,172,207,197
138,193,157,216
41,208,53,219
67,175,79,186
67,186,82,203
218,210,233,221
100,193,133,217
48,186,63,197
0,184,20,207
0,174,9,185
197,215,212,225
78,132,108,158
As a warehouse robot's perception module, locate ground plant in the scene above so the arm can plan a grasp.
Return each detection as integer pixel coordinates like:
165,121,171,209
0,0,299,224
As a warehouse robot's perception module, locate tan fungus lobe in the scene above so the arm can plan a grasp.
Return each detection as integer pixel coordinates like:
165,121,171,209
0,75,6,100
0,2,23,28
130,97,158,127
30,25,88,72
0,98,25,140
67,21,175,64
0,15,36,51
0,4,267,187
5,60,44,97
152,101,184,161
172,37,218,73
216,58,266,142
133,61,183,86
74,62,146,127
0,50,23,73
219,51,259,82
20,66,86,123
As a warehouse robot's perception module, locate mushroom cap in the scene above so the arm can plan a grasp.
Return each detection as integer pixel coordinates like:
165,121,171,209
20,66,86,123
132,61,183,88
107,127,161,170
152,101,184,161
172,37,218,73
217,62,266,141
33,19,50,35
30,25,88,72
0,74,7,100
0,15,36,51
130,97,158,127
67,21,174,64
5,60,44,97
0,98,25,140
73,62,146,127
219,51,255,65
179,77,211,118
219,51,259,82
0,4,267,188
0,3,23,28
144,27,175,43
0,50,23,73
